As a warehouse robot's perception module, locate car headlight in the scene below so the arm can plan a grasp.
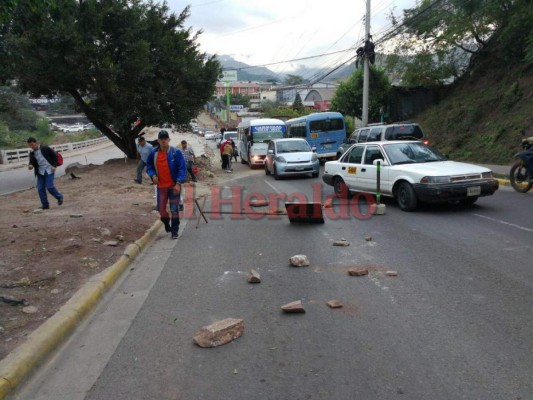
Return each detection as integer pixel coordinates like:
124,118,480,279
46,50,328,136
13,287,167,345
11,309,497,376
277,156,287,163
420,176,451,184
311,154,318,161
481,171,493,179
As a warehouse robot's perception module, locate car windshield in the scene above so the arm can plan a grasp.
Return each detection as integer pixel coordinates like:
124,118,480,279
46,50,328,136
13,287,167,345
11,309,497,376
277,141,310,153
383,143,447,165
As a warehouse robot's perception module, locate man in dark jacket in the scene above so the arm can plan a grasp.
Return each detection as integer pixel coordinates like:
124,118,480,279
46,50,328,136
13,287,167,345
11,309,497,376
27,137,64,209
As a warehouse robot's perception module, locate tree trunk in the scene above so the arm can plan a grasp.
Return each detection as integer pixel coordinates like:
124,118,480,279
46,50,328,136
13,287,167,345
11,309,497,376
68,90,142,159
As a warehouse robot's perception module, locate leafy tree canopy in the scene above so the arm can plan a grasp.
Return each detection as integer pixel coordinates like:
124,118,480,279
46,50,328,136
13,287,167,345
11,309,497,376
284,74,305,86
2,0,221,157
330,67,391,123
386,0,533,86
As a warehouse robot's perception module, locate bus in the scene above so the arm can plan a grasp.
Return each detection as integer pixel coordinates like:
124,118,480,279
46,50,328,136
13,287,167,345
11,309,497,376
237,118,287,168
285,112,346,160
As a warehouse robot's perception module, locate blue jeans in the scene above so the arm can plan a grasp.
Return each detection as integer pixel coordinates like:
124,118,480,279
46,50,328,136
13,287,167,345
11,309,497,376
36,172,62,208
136,160,146,182
156,187,180,234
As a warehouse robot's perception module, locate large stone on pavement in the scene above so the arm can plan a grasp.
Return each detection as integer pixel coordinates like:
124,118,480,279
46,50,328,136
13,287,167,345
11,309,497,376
281,300,306,313
348,267,369,276
326,300,343,309
193,318,244,348
289,255,310,267
247,269,261,283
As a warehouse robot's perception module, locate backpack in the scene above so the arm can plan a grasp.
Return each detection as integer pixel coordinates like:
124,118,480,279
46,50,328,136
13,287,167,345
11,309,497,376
56,151,63,166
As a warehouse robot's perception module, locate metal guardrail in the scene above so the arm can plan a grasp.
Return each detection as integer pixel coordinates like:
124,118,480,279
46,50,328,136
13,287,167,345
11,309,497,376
0,137,110,164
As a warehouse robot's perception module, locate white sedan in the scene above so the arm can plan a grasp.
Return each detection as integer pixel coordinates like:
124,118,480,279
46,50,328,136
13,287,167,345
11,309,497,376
322,141,499,211
204,131,217,140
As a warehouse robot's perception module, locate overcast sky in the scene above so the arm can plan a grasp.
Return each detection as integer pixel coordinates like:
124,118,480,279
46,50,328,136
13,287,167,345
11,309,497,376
167,0,419,76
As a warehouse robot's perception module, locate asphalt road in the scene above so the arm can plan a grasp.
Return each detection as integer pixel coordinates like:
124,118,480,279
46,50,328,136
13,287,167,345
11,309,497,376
12,158,533,400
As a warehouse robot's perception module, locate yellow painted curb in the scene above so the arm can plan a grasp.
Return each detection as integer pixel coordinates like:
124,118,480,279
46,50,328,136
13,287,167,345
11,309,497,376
0,219,163,400
496,178,510,186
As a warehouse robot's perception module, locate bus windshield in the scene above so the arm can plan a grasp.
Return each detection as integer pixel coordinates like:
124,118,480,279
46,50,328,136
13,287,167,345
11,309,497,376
251,125,286,143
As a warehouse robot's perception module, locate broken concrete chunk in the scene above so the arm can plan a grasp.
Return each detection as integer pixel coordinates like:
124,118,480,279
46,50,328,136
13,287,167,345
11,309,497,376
102,240,119,247
22,306,38,314
193,318,244,348
348,267,369,276
289,255,310,267
326,300,343,309
247,269,261,283
364,236,372,241
281,300,306,313
248,199,269,207
333,240,350,247
385,271,398,277
70,214,84,218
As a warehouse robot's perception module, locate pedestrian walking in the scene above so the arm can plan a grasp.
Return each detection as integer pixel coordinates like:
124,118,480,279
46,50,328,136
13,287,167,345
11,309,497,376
146,130,187,239
27,137,64,210
181,140,197,182
134,137,153,184
221,138,234,172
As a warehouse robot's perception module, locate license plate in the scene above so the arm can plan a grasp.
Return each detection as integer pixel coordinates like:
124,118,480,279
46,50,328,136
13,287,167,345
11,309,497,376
323,144,331,149
296,167,304,171
467,186,481,196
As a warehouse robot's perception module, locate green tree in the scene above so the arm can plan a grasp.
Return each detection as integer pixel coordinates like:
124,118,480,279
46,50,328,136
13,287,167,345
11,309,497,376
2,0,221,158
292,92,304,111
330,67,391,123
284,74,305,86
47,96,78,115
226,93,251,108
387,0,533,85
0,86,38,131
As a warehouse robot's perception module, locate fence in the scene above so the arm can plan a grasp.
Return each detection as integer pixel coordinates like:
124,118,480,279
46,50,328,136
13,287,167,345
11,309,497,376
0,137,111,164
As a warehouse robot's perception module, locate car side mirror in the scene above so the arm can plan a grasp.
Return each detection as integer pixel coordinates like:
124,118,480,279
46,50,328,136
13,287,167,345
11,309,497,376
267,149,274,154
373,159,388,166
311,146,317,153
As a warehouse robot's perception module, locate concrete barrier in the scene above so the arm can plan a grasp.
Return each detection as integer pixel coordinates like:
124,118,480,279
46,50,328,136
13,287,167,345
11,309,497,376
0,137,110,164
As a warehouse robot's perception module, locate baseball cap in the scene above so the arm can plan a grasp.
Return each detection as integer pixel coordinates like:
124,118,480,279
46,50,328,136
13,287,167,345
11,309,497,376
158,130,170,139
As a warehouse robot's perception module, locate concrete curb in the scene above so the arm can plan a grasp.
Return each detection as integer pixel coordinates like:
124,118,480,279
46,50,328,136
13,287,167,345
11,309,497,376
0,220,163,399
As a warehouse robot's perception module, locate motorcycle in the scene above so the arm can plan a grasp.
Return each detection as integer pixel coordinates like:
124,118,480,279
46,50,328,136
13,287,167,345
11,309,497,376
509,137,533,193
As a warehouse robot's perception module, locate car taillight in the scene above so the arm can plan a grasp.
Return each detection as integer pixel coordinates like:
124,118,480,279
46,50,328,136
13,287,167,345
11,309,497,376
423,139,429,145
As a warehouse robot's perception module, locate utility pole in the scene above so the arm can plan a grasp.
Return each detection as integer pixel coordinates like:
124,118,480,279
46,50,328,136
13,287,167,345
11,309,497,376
362,0,371,127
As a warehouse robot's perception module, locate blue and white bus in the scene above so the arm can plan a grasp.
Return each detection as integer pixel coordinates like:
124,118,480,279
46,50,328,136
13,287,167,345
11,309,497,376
285,112,346,160
237,118,287,168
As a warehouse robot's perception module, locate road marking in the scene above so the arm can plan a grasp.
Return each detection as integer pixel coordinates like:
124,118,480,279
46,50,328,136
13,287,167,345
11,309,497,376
473,214,533,233
263,179,281,194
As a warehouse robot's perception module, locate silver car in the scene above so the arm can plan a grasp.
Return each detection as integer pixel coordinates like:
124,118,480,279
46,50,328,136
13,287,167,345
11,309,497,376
264,138,320,179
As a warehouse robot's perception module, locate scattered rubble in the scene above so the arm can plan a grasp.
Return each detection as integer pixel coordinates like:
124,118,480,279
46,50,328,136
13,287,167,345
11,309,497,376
247,269,261,283
289,255,310,267
281,300,306,313
364,236,372,241
193,318,244,348
22,306,38,314
333,239,350,247
102,241,119,247
385,271,398,277
348,267,369,277
326,300,343,309
248,199,269,207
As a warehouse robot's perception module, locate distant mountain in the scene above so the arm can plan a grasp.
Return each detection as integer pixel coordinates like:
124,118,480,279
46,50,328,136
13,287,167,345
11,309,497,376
214,54,359,84
215,55,283,83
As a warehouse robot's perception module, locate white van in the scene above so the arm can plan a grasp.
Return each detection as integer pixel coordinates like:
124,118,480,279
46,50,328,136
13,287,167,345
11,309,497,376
237,118,287,168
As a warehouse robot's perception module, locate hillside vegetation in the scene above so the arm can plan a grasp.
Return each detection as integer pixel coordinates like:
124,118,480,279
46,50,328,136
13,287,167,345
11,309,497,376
411,0,532,165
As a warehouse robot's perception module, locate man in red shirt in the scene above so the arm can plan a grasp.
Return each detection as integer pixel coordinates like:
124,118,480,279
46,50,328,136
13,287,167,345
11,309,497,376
146,130,187,239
